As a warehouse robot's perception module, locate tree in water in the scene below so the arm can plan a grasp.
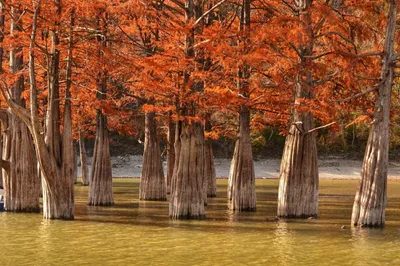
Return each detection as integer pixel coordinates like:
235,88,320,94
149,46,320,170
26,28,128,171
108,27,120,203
169,0,210,219
227,0,256,211
275,0,318,218
272,0,368,218
87,10,114,206
88,74,114,206
166,114,175,194
79,131,89,186
0,1,76,219
204,119,216,198
140,110,166,201
351,0,398,227
170,122,205,219
0,6,40,212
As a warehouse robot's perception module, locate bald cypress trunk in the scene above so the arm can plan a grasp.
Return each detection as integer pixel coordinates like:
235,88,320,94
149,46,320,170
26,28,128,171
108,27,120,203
140,111,166,200
166,116,175,194
168,0,206,219
204,140,216,198
88,79,113,206
227,0,256,211
171,121,181,193
4,113,40,212
73,144,78,184
277,110,318,217
1,6,40,212
39,4,75,219
204,120,216,198
88,12,113,206
169,123,205,219
0,1,76,219
351,0,397,227
228,107,256,211
277,0,319,218
79,131,89,186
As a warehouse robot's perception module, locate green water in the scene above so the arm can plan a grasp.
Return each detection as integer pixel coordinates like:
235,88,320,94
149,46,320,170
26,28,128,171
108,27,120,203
1,179,400,265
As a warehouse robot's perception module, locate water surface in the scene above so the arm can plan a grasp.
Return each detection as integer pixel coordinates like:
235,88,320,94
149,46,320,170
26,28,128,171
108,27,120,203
1,179,400,265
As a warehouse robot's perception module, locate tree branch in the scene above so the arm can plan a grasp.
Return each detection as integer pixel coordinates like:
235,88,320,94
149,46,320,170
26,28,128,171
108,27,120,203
331,86,378,103
0,79,31,127
305,122,336,135
194,0,227,26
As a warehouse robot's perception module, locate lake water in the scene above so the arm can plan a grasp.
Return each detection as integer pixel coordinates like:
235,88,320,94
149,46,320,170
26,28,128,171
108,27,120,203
1,179,400,265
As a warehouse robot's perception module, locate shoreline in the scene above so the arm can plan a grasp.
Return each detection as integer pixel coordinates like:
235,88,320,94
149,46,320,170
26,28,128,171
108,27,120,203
78,155,400,180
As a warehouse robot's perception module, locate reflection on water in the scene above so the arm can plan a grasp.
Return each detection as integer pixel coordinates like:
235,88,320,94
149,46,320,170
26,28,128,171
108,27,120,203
1,179,400,265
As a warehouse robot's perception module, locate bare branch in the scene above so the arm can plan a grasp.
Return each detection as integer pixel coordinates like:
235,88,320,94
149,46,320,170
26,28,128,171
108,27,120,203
332,86,378,103
194,0,227,26
305,122,336,135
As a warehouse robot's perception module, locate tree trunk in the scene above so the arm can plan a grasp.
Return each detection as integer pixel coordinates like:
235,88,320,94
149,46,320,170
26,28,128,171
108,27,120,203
0,1,76,219
351,0,397,227
79,131,89,186
171,120,181,195
277,0,319,218
227,107,256,211
166,115,175,194
88,77,113,206
277,111,319,218
204,142,216,197
204,119,216,197
39,3,75,219
169,123,205,219
140,111,166,200
226,0,256,212
73,144,78,184
88,12,113,206
3,114,40,212
169,0,207,219
1,7,40,212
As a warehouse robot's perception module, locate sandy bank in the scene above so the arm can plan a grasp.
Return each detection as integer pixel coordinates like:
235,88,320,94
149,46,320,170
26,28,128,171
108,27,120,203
77,155,400,179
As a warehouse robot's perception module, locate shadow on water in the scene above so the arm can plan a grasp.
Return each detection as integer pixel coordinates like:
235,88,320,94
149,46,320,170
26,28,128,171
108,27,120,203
68,179,400,234
3,179,400,265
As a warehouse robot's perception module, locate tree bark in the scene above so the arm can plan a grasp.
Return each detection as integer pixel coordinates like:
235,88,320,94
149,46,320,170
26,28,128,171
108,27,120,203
277,110,319,217
169,123,205,219
166,115,175,194
37,3,75,219
277,0,319,218
227,107,256,211
73,143,78,184
204,119,216,198
0,0,77,219
88,12,113,206
351,0,397,227
169,0,206,219
227,0,256,211
1,6,40,212
171,120,181,196
88,76,114,206
140,111,166,200
88,110,113,205
79,131,89,186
